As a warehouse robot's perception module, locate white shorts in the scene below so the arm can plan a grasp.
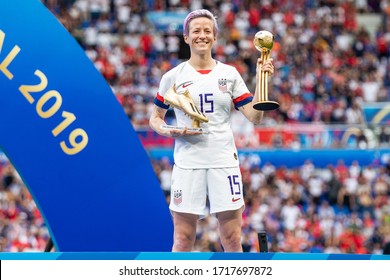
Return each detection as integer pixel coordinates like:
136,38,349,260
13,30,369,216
169,165,245,217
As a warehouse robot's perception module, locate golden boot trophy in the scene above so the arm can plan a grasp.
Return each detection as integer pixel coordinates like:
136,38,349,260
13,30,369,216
253,30,280,111
163,84,208,129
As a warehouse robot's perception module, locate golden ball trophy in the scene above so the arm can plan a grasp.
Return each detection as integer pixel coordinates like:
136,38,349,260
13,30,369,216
253,30,280,111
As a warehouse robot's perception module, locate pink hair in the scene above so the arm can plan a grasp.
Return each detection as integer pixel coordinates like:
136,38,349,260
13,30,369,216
183,9,219,37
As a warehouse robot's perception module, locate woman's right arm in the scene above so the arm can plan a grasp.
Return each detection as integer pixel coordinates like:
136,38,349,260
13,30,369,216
149,105,171,137
149,105,203,138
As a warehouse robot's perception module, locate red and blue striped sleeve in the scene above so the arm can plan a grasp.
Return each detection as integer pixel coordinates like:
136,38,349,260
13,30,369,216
233,93,253,110
153,92,170,109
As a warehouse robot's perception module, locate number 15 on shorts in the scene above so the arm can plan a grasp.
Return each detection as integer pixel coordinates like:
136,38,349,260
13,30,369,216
227,175,241,202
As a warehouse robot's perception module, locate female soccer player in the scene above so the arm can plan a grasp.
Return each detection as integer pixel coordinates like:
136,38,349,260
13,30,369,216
149,9,275,252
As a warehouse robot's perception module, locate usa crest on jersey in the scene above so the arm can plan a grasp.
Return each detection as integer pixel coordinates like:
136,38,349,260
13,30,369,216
173,190,182,205
218,78,227,93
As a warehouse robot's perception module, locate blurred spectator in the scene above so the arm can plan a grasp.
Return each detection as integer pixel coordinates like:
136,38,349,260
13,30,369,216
378,127,390,147
280,198,302,231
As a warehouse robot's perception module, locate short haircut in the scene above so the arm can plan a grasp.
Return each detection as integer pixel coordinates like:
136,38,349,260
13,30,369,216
183,9,219,37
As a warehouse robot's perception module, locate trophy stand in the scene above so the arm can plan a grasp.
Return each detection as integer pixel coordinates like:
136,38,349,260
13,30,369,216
192,119,201,128
253,30,280,111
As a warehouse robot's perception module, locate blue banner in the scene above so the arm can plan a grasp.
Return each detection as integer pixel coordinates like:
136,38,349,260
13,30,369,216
0,0,173,251
148,148,390,169
363,103,390,125
146,11,188,32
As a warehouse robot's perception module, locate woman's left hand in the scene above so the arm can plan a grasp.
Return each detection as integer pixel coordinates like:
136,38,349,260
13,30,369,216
260,58,274,75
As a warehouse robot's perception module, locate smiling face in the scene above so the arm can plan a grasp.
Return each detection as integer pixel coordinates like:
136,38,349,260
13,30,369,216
184,17,216,56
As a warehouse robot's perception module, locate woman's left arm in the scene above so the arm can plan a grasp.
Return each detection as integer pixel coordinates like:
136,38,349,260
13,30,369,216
238,58,274,124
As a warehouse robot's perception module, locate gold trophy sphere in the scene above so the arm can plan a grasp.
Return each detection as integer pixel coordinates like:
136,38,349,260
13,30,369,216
253,30,274,52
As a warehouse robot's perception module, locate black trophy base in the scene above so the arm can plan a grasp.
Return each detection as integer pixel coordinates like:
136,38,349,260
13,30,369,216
253,101,280,111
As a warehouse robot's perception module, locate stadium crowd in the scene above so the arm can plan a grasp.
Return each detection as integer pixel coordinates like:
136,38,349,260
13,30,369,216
0,0,389,252
45,0,389,128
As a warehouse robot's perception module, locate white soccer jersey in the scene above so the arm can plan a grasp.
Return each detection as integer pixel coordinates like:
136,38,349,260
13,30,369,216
154,61,253,169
